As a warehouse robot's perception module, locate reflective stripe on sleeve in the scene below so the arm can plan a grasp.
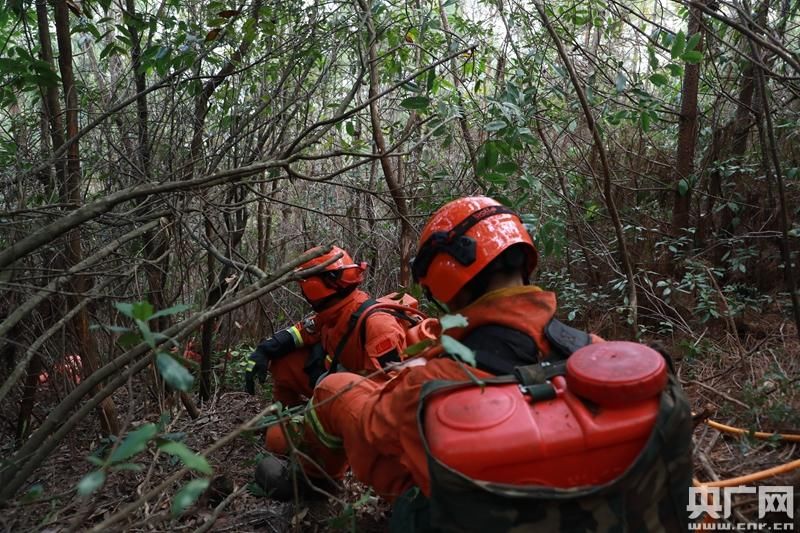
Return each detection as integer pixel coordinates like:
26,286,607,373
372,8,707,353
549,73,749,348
304,403,343,449
288,325,304,347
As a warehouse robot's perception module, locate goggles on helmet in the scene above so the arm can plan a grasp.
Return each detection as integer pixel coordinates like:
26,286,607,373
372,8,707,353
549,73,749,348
411,205,514,282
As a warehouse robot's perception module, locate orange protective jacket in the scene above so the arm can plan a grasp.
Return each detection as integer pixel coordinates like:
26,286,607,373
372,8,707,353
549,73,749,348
304,286,590,501
266,290,410,447
314,289,409,373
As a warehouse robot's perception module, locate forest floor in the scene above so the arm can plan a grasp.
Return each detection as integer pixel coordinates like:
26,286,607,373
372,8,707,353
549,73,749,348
1,316,798,532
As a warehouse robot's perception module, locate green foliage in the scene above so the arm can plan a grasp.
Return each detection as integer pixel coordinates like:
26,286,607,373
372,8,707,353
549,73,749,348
21,484,44,503
440,334,476,366
158,441,212,475
439,314,468,330
171,478,209,517
108,301,195,391
77,470,106,497
404,338,433,356
156,352,194,391
225,345,258,391
110,423,158,462
539,269,611,324
76,420,212,504
739,363,800,430
400,96,430,110
326,490,376,530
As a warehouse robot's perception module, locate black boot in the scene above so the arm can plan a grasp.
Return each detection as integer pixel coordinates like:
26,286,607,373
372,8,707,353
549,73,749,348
254,455,340,501
255,455,297,501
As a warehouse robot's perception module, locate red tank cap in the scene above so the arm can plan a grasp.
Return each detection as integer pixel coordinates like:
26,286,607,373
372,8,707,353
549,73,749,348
436,387,517,431
566,342,667,407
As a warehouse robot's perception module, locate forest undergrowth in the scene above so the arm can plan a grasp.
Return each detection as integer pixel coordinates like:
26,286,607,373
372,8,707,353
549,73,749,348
1,292,797,532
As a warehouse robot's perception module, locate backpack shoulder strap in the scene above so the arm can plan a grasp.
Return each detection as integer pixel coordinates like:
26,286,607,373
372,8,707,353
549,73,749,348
544,318,591,360
356,304,421,351
328,298,378,373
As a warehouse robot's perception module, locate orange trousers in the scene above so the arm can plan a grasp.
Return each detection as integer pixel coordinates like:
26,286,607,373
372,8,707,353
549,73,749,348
296,359,483,500
264,373,366,474
268,347,314,407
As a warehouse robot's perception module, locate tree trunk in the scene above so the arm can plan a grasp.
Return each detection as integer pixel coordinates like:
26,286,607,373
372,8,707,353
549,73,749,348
671,3,704,236
15,355,42,448
437,0,480,183
357,0,413,286
53,0,120,435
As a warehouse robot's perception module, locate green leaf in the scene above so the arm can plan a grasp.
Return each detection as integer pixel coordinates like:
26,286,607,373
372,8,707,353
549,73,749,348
439,314,468,331
666,63,683,77
156,352,194,392
649,73,669,86
118,331,141,349
247,481,267,497
87,456,106,466
640,111,651,132
110,463,144,472
484,172,508,186
647,47,659,69
77,470,106,496
159,441,212,475
399,96,430,110
440,335,476,366
484,120,507,132
426,68,436,92
495,161,518,175
615,71,626,93
345,121,356,136
681,51,703,64
483,141,498,169
21,484,44,503
135,319,155,347
517,127,537,145
671,30,686,59
404,339,433,356
678,178,689,196
132,301,154,321
151,304,192,320
115,302,135,318
110,423,157,463
685,32,702,53
171,478,209,517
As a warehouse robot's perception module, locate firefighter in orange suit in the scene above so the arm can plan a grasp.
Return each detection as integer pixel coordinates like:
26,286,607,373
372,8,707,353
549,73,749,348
244,246,411,450
255,197,601,502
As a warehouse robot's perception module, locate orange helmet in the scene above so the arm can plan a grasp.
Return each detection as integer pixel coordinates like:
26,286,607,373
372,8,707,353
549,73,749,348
296,246,366,308
411,197,538,305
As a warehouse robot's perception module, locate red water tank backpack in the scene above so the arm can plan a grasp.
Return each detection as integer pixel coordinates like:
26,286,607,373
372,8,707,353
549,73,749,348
424,342,667,487
419,341,693,532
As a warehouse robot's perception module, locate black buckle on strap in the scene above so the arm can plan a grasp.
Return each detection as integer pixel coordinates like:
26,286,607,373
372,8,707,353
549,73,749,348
514,360,564,403
518,382,558,402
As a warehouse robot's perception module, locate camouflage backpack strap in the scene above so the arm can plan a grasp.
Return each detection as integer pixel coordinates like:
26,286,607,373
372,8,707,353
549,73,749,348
544,318,591,360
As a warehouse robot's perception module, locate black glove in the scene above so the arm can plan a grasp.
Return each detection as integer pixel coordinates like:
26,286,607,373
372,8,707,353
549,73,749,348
303,343,328,389
244,328,298,394
244,350,268,394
